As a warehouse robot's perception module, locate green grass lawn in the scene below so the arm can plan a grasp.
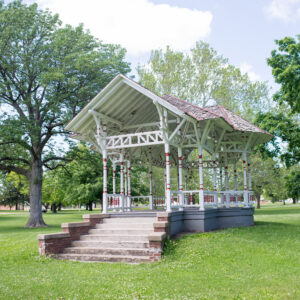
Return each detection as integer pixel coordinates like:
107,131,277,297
1,205,300,299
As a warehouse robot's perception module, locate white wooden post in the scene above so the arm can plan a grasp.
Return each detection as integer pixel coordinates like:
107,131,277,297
102,123,108,214
127,161,131,211
124,162,128,210
165,142,172,212
242,152,248,207
178,147,183,209
234,161,238,206
125,163,128,197
149,160,153,210
198,146,204,210
120,153,124,212
225,156,230,208
212,153,218,208
220,167,224,206
247,156,252,207
112,162,116,211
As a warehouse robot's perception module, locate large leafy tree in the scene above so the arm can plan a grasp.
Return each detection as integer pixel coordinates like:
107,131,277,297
285,170,300,204
255,35,300,168
0,1,131,227
137,41,270,120
267,35,300,113
255,112,300,167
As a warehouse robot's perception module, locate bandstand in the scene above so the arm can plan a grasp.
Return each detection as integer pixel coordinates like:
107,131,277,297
65,74,272,234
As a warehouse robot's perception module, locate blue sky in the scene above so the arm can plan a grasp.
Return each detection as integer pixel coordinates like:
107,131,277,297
25,0,300,91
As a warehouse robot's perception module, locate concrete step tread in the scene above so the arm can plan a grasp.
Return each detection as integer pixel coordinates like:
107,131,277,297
103,218,156,223
56,253,151,263
64,246,149,251
83,234,150,237
87,229,154,236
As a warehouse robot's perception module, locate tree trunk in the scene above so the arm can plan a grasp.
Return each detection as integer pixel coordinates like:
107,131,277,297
25,157,47,227
256,194,261,209
58,203,62,211
51,204,57,213
293,198,296,204
88,201,93,211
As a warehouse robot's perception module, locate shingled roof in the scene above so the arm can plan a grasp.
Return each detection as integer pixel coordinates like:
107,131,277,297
161,94,271,135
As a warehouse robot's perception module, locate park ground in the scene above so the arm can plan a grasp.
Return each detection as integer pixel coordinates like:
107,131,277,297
1,204,300,299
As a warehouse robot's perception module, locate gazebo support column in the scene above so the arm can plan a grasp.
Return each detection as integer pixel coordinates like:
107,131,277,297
247,156,252,207
220,167,224,206
224,159,230,208
124,162,128,203
149,162,153,210
212,153,218,208
102,149,108,214
242,152,248,207
198,146,204,211
165,143,172,212
112,162,116,211
127,161,131,211
102,123,108,214
178,147,183,210
120,153,124,212
234,162,238,206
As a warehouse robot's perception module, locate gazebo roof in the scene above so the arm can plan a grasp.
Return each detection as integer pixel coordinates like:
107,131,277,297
65,74,272,167
162,95,270,135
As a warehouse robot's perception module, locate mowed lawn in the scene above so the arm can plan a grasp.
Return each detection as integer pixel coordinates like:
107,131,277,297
1,206,300,299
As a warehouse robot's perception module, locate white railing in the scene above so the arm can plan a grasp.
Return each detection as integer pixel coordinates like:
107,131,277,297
106,190,253,212
130,196,152,209
107,193,126,211
153,196,165,208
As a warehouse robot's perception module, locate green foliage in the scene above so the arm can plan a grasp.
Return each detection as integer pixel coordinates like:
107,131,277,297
285,170,300,201
138,41,270,120
0,1,130,225
267,35,300,113
0,173,29,208
255,112,300,167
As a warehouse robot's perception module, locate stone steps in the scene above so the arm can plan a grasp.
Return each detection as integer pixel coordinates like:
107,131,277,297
89,229,154,235
95,223,153,229
56,216,157,263
80,234,149,242
72,240,150,248
63,246,150,256
56,253,151,263
102,217,156,223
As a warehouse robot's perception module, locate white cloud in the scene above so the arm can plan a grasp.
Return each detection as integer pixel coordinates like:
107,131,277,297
34,0,212,55
265,0,300,22
240,62,261,82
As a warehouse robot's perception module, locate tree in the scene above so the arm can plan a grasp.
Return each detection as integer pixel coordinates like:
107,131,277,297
267,35,300,113
285,170,300,204
255,112,300,167
0,1,131,227
137,41,270,120
0,173,29,209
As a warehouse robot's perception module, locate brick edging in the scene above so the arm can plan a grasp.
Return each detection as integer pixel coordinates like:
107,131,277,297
38,214,109,255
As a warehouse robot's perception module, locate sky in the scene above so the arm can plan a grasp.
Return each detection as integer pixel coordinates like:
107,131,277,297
23,0,300,92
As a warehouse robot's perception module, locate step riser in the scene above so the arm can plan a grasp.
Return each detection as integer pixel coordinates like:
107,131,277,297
81,235,148,242
72,241,149,248
89,229,153,235
57,255,151,263
103,218,156,224
96,224,154,229
64,248,149,256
